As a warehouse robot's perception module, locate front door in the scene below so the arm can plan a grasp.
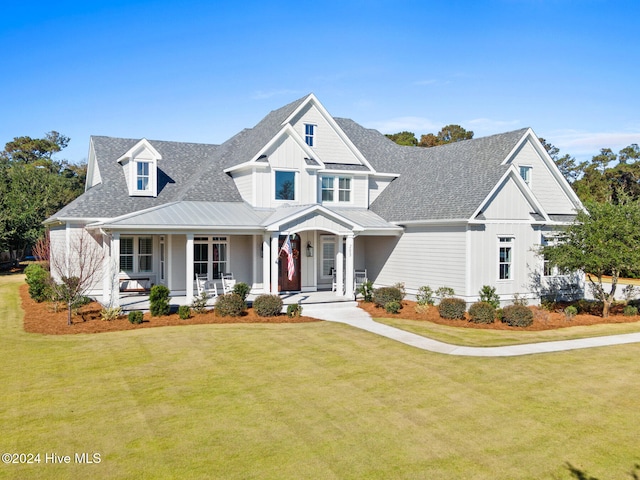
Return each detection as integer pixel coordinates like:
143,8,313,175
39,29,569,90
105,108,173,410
278,235,301,292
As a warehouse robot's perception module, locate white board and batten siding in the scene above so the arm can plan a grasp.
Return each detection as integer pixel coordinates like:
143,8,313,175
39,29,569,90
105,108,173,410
481,177,533,221
511,139,575,214
368,225,467,296
290,103,362,166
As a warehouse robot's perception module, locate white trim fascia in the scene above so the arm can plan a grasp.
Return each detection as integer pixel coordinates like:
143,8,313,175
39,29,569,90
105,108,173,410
370,172,401,178
92,202,180,227
282,94,377,174
98,226,266,234
224,124,324,174
45,216,108,226
501,128,584,211
352,228,403,236
469,167,550,222
116,138,162,163
264,204,363,232
319,169,371,175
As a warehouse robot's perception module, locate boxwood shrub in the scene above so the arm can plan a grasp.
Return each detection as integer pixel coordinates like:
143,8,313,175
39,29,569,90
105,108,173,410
128,311,143,324
149,285,171,317
215,293,246,317
501,304,534,327
373,287,403,308
253,294,283,317
438,297,466,320
24,263,51,302
468,301,496,324
385,300,402,314
178,305,191,320
287,303,302,318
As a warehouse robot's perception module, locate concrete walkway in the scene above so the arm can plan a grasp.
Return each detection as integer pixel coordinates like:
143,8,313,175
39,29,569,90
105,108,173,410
301,301,640,357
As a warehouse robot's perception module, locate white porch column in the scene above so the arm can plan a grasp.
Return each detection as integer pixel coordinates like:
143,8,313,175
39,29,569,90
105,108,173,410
270,232,279,294
186,234,194,301
345,234,355,298
336,236,344,295
102,233,112,307
111,233,120,307
262,233,270,293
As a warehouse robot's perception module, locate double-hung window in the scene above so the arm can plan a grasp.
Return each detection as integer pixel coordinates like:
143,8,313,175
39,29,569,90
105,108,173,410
498,237,513,280
320,176,352,203
119,236,153,273
137,161,150,191
304,124,315,147
194,236,228,279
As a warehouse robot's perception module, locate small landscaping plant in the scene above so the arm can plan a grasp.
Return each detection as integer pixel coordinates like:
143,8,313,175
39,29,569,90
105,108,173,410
100,306,122,321
287,303,303,318
178,305,191,320
564,305,577,320
478,285,501,309
128,311,143,324
623,305,638,317
385,300,402,314
468,301,496,324
233,282,251,301
435,286,456,301
373,286,403,308
501,304,533,327
24,263,52,302
191,292,208,314
253,294,283,317
392,282,406,299
438,297,466,320
149,285,171,317
215,293,246,317
357,280,374,302
416,285,435,306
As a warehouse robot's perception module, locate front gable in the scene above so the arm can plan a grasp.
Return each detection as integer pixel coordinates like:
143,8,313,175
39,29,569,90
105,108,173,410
476,172,545,221
502,130,582,214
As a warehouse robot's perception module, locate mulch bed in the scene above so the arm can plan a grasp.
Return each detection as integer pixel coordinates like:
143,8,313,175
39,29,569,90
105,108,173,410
358,299,640,331
20,284,318,335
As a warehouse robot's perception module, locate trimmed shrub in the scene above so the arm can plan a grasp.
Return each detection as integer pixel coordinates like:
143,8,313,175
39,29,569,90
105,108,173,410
385,300,402,314
101,306,122,321
149,285,171,317
575,299,603,316
191,292,208,314
253,294,283,317
623,305,638,317
502,304,534,327
128,311,143,324
215,293,246,317
24,263,51,302
478,285,500,309
468,301,496,324
287,303,303,318
233,282,251,301
178,305,191,320
373,287,403,308
416,286,435,306
438,297,466,320
564,305,578,320
358,281,374,302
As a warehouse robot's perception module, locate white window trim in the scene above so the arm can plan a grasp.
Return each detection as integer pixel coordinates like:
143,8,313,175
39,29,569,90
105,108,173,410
120,236,154,274
320,235,336,279
304,123,316,147
497,236,514,281
273,169,298,202
320,175,353,204
129,157,158,197
194,236,230,280
519,165,532,187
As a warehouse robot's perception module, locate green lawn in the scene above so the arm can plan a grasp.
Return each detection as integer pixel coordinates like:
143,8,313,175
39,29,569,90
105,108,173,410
1,274,639,479
375,316,640,347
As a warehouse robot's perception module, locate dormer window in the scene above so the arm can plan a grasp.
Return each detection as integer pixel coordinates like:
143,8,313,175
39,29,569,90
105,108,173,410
305,124,315,147
116,139,162,198
137,161,150,191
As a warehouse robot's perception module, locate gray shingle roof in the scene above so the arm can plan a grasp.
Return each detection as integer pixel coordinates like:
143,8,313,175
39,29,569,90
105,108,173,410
337,121,529,222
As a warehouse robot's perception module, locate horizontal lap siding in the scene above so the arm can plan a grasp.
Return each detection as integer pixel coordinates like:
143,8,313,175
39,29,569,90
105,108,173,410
367,226,467,295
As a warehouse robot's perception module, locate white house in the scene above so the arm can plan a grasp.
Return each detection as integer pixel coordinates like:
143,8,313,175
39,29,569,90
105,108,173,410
45,94,584,306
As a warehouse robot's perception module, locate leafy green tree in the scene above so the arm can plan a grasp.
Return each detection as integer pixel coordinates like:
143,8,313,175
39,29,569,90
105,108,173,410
538,137,584,183
385,131,418,146
541,198,640,317
0,132,85,260
419,124,473,147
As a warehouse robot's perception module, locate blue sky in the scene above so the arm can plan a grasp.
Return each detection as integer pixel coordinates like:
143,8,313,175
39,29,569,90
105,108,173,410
1,0,639,165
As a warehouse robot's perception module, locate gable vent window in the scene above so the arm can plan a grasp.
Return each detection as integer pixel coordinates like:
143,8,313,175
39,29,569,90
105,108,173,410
519,166,532,186
304,124,315,147
137,161,150,191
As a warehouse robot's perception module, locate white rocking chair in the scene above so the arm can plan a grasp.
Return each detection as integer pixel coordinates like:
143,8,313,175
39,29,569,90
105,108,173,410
354,269,368,298
196,274,218,299
221,273,236,295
